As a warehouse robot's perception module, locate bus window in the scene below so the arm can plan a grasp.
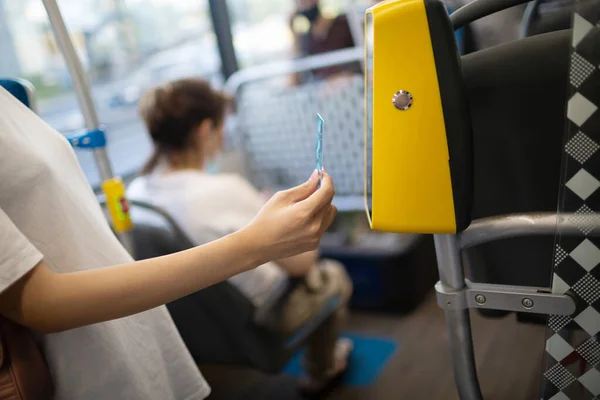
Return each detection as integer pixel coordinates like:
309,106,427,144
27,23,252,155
0,0,222,188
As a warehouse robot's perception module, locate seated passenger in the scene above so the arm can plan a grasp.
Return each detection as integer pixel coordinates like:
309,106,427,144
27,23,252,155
127,78,354,393
290,0,362,84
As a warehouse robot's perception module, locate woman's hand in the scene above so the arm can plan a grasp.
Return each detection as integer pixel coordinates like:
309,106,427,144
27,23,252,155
244,170,337,264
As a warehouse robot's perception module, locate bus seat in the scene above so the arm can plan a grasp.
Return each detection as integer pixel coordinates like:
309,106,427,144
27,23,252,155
199,364,305,400
122,200,339,373
0,78,36,111
461,30,571,321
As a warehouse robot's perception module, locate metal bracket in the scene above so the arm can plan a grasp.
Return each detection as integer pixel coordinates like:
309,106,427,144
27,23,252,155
436,280,576,316
67,128,106,149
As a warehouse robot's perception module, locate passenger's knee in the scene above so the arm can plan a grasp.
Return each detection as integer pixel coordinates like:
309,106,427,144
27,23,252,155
320,259,353,302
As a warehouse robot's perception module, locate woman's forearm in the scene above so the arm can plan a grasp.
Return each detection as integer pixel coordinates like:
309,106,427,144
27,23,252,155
5,229,263,333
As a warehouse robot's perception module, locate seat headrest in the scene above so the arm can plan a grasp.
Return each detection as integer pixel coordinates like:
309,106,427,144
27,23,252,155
462,29,571,88
0,79,34,110
105,200,195,260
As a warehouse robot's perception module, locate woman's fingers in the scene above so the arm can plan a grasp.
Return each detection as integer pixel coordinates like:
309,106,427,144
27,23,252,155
310,203,337,240
320,204,337,233
301,171,335,214
280,170,319,203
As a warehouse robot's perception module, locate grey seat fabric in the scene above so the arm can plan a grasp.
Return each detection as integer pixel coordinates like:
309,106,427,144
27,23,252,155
461,30,571,322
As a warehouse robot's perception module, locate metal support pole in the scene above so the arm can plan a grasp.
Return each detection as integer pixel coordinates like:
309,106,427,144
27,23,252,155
345,0,365,48
344,1,365,73
42,0,133,254
42,0,113,179
208,0,239,79
434,234,483,400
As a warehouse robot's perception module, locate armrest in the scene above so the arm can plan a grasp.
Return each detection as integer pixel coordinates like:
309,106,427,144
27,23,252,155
459,212,600,249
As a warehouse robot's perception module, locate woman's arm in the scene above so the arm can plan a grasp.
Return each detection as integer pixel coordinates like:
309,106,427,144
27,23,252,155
0,230,260,333
0,171,336,333
276,250,318,277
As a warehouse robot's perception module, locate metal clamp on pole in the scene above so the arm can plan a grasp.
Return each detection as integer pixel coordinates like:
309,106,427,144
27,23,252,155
67,128,107,149
42,0,134,254
436,281,577,316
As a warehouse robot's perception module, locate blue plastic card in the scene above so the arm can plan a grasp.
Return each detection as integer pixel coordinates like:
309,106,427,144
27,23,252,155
316,113,324,187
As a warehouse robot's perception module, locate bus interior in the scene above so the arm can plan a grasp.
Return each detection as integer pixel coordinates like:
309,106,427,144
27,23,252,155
1,0,599,398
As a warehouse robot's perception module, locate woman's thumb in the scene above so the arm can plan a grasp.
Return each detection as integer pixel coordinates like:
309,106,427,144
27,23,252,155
286,170,319,202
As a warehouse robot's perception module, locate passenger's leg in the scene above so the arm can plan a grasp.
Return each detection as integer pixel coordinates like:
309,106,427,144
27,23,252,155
299,260,353,388
262,259,353,381
301,307,350,380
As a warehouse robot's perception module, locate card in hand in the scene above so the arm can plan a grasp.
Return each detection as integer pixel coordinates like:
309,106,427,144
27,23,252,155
315,113,324,187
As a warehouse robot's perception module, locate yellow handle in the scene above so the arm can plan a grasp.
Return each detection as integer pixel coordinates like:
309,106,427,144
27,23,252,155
102,177,133,233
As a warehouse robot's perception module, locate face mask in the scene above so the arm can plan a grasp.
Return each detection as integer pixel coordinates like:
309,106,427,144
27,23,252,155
204,153,222,175
299,4,320,23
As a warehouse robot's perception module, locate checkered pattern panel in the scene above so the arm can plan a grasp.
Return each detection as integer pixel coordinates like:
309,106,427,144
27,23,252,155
235,74,365,199
565,132,600,164
570,52,596,88
577,337,600,367
566,132,600,164
543,6,600,399
556,245,571,266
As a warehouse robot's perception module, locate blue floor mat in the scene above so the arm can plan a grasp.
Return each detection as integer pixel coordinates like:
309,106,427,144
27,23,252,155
282,333,397,386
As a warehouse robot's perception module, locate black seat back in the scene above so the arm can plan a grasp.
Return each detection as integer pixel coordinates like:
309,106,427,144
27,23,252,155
526,0,599,37
126,201,288,372
129,201,194,257
461,30,571,320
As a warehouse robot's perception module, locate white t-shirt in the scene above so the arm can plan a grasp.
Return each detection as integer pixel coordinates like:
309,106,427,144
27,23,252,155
0,87,210,400
127,168,286,307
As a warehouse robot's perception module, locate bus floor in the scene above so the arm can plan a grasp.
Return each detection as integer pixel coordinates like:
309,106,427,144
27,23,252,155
201,291,546,400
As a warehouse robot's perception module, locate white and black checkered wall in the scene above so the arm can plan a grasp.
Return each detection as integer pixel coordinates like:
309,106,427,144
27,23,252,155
543,5,600,399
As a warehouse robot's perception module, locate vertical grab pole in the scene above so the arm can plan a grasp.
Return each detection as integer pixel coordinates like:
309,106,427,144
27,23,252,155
345,0,364,47
434,234,484,400
344,0,364,72
41,0,134,254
